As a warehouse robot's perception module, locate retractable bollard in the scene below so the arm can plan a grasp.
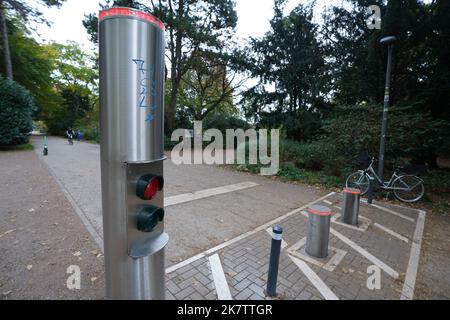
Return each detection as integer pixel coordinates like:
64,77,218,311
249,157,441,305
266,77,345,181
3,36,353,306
266,226,283,297
305,205,331,258
99,7,167,300
342,188,361,225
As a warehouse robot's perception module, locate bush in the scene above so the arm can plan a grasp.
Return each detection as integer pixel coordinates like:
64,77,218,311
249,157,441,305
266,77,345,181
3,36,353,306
164,135,179,150
280,139,347,176
44,103,72,135
0,77,36,146
71,118,100,142
203,114,251,133
320,103,445,167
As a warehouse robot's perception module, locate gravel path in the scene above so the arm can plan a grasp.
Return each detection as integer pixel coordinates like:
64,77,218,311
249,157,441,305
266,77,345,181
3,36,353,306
0,150,105,299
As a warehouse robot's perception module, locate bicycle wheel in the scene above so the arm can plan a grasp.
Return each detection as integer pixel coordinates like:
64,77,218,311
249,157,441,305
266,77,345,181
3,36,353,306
392,175,424,203
346,171,370,195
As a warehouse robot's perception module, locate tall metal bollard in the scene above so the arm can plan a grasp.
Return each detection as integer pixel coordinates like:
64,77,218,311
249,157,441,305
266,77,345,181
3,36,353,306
342,188,361,225
266,226,283,297
99,7,167,300
306,205,331,258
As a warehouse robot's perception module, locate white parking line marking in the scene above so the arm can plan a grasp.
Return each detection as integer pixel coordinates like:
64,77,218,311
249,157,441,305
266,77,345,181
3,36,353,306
165,253,206,274
401,210,426,300
329,228,399,279
323,200,333,205
209,254,233,300
370,203,415,223
374,223,409,243
289,255,339,300
286,237,347,272
165,181,259,206
166,192,336,274
330,213,371,232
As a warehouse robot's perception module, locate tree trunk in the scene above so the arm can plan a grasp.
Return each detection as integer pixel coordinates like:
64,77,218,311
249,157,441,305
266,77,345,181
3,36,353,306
0,2,13,80
166,0,185,133
167,78,179,131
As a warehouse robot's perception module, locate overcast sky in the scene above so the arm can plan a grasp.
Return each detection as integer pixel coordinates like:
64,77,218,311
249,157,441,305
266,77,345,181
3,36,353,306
33,0,346,53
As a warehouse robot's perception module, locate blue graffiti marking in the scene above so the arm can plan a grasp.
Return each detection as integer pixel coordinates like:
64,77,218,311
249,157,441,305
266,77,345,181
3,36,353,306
133,58,158,123
145,114,155,122
132,59,148,75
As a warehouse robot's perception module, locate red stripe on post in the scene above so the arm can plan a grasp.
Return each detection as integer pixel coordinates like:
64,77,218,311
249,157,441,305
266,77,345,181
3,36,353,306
343,188,361,195
308,208,332,216
99,8,165,30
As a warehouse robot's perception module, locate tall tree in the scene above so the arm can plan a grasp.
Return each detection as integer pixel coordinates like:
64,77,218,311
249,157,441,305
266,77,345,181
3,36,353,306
0,0,66,80
238,1,327,140
45,41,97,133
178,50,243,121
84,0,238,131
321,0,385,104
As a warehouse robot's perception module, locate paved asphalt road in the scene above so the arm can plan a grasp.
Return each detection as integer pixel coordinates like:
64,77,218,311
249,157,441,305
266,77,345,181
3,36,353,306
31,136,326,265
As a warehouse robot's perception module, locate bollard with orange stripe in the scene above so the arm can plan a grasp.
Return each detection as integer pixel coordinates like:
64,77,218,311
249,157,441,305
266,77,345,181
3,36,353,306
305,204,332,258
342,188,361,225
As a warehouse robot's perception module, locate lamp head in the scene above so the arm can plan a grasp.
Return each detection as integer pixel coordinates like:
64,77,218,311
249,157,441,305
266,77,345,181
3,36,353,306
380,36,396,46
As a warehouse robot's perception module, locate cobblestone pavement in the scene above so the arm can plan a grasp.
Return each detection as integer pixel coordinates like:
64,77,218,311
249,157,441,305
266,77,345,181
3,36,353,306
30,136,324,263
165,193,425,300
26,136,432,300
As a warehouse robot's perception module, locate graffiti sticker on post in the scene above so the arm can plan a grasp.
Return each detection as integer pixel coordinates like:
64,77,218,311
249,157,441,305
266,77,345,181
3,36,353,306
133,58,157,123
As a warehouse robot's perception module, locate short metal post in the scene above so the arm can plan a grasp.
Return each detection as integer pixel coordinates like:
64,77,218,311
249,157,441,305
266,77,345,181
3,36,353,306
266,226,282,297
342,188,361,225
306,205,331,258
43,136,48,156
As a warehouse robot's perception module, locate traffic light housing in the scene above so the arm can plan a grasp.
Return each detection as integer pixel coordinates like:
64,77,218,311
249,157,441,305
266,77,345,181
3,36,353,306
136,174,164,200
137,205,165,232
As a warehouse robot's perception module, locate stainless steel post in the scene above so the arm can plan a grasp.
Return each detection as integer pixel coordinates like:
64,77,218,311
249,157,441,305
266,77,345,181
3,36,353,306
378,35,396,180
305,205,331,259
99,7,167,300
342,188,361,225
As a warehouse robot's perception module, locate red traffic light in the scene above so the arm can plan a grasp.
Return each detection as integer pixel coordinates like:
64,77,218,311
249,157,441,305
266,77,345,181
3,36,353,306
136,174,164,200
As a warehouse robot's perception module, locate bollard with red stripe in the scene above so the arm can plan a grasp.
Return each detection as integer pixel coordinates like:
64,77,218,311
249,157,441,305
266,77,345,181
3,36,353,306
306,204,331,258
342,188,361,225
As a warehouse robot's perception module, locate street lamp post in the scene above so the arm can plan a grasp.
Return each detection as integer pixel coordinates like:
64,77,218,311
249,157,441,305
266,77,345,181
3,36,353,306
377,35,396,180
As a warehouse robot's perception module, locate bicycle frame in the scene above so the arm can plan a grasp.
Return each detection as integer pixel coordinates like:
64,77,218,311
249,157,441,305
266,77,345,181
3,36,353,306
364,162,402,191
349,158,425,201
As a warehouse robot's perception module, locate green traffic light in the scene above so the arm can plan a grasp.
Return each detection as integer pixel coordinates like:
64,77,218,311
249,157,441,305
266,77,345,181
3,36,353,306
137,206,165,232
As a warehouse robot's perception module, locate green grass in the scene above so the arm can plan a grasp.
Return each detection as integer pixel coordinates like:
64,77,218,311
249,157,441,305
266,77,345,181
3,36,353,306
228,163,345,189
277,166,344,188
0,143,34,151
